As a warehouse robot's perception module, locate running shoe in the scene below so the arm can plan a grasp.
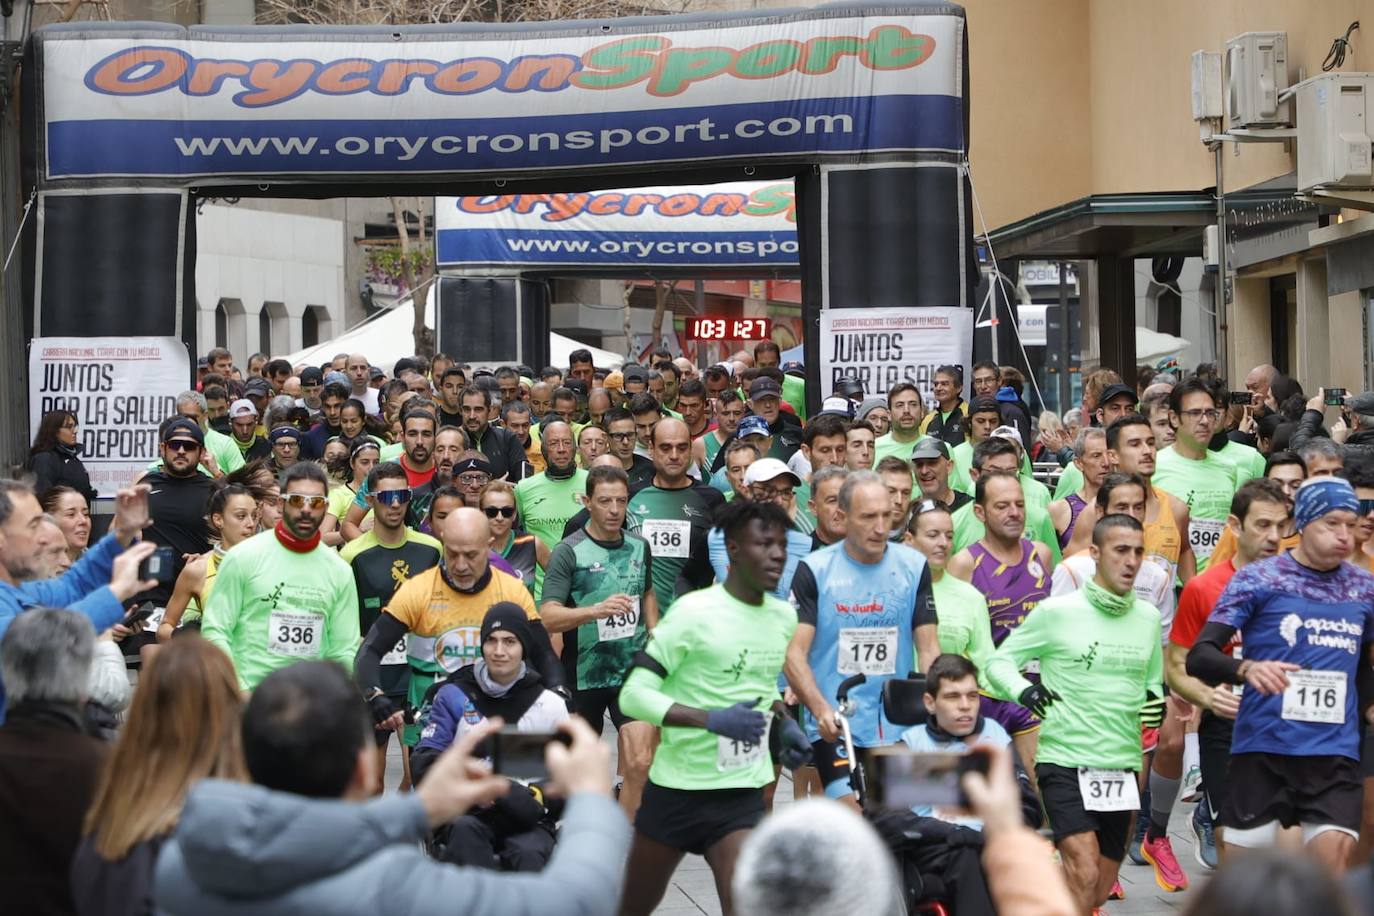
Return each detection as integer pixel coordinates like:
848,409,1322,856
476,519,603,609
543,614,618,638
1108,878,1125,900
1140,833,1190,892
1180,764,1204,803
1126,812,1149,866
1191,802,1218,870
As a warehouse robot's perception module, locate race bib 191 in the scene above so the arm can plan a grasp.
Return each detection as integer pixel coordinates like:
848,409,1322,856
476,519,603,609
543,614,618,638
596,598,641,642
642,518,691,559
717,720,770,772
381,635,408,666
1078,768,1139,812
1188,517,1225,559
268,610,324,658
837,627,897,676
1281,669,1346,725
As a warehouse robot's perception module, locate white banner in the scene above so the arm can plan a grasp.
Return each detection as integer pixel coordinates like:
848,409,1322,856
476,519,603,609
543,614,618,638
819,307,972,400
435,180,798,271
29,337,189,497
37,11,964,183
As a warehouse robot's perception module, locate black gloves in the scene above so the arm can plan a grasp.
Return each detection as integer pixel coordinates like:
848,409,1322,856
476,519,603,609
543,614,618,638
777,716,812,770
1018,683,1061,717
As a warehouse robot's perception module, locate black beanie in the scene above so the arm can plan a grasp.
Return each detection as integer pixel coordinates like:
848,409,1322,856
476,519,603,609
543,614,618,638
480,602,537,662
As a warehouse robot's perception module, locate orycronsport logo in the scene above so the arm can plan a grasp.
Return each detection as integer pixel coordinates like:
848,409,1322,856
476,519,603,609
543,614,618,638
454,183,796,223
82,26,936,106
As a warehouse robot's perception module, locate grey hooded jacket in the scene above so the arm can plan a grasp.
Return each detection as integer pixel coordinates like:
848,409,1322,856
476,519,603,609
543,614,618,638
154,779,628,916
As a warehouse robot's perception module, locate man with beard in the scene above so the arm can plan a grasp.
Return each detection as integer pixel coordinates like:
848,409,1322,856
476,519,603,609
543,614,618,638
460,387,529,483
515,420,588,601
341,409,439,540
628,419,724,610
130,419,216,644
875,383,927,467
203,462,360,690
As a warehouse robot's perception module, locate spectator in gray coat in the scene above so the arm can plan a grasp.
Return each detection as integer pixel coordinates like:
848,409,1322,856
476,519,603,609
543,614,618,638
154,660,626,916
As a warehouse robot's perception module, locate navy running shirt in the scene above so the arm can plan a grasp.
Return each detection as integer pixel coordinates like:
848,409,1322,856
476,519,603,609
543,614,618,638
1209,551,1374,760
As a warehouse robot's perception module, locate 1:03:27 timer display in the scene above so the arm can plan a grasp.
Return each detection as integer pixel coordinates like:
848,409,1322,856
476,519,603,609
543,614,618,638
685,317,772,340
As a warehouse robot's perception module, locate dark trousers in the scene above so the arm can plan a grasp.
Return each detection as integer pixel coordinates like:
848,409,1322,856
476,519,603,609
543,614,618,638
872,812,995,916
437,815,556,872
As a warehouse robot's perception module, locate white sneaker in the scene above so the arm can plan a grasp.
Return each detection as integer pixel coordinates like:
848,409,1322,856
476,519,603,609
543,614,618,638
1180,764,1203,803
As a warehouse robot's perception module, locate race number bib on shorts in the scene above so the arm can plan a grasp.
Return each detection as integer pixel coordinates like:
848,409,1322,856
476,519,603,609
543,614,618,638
837,627,898,676
1282,669,1346,725
596,598,641,642
1078,768,1139,812
381,635,408,666
717,721,770,772
642,519,690,558
1188,518,1225,560
268,611,324,657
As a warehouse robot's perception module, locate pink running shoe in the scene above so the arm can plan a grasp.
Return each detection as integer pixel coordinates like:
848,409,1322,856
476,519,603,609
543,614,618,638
1140,833,1189,892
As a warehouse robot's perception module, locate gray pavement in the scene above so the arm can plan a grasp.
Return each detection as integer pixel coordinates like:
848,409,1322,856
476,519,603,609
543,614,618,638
386,732,1210,915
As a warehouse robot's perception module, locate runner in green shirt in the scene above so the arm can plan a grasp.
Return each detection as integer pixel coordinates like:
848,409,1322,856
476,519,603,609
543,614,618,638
904,499,996,676
203,463,360,691
874,383,926,467
542,464,660,817
1150,379,1239,570
984,513,1163,913
618,499,808,916
513,420,587,600
626,419,724,611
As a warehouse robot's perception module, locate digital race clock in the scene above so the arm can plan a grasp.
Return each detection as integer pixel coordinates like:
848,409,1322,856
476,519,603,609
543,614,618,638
685,316,772,340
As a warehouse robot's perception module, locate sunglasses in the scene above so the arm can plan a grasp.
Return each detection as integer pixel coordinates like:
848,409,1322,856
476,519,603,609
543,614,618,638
483,505,516,519
374,488,413,507
283,494,328,510
165,440,200,453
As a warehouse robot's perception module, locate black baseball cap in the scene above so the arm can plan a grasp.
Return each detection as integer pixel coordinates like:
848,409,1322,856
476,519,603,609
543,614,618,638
1100,383,1137,406
748,377,782,399
969,396,1001,415
244,377,272,397
910,437,950,460
161,417,204,445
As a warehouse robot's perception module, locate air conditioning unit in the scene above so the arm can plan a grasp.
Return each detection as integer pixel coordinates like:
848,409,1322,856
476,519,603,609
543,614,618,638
1226,32,1291,129
1296,73,1374,192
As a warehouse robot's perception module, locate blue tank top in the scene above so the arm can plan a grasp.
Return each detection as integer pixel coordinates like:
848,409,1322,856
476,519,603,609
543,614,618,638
792,542,931,746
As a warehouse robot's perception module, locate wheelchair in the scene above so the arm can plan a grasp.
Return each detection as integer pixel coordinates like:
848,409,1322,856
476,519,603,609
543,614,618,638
833,673,952,916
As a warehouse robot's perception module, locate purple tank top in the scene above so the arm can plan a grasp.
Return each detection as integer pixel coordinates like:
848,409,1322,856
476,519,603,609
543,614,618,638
1057,493,1089,551
968,539,1050,646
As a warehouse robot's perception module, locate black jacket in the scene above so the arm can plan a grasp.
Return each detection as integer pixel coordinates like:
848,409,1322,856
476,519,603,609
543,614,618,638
0,702,107,916
26,444,96,505
70,835,164,916
472,424,532,483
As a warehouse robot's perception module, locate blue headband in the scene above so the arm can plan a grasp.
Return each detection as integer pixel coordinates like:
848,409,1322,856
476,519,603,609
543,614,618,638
1294,477,1359,531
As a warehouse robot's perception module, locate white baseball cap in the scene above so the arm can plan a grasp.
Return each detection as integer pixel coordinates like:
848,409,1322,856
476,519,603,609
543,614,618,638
743,457,802,488
228,398,259,419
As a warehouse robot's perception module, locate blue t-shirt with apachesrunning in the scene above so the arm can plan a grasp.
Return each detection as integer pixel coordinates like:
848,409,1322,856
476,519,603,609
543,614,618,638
790,542,935,747
1209,551,1374,760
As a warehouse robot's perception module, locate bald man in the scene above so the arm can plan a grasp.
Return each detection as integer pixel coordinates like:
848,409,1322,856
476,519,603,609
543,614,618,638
355,505,568,745
673,357,698,383
345,352,381,415
1245,364,1279,407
